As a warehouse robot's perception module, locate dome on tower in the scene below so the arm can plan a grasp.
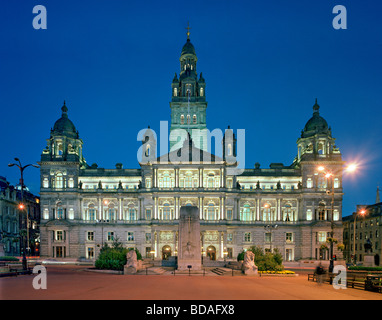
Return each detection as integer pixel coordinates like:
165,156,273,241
51,101,78,139
181,38,196,57
301,99,330,138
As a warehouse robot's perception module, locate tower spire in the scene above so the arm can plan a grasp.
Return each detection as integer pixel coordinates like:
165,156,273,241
377,185,380,203
313,98,320,115
186,22,191,40
61,100,68,117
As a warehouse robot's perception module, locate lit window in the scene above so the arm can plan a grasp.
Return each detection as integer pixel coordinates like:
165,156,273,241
180,115,185,125
163,204,171,220
242,204,251,221
145,209,152,220
208,203,215,220
306,209,312,221
56,231,63,241
193,114,197,124
127,232,134,242
87,232,94,241
284,204,292,222
55,173,63,189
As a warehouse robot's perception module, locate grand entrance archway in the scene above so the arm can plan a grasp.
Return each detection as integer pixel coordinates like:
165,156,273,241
206,245,216,261
162,245,172,260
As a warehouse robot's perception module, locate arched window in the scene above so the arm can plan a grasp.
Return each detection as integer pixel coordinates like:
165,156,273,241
200,87,204,97
317,142,324,155
284,204,292,222
317,173,327,189
174,88,178,96
128,206,136,221
242,204,251,221
180,115,185,125
263,204,271,221
307,178,313,188
55,173,63,189
193,114,197,124
318,202,326,220
187,115,191,124
162,172,171,188
88,204,96,221
57,142,63,156
208,203,215,220
163,203,171,220
208,174,214,188
56,202,64,219
107,203,116,221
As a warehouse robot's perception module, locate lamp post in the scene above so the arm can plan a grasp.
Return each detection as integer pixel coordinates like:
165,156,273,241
264,224,278,253
317,163,357,273
353,208,366,265
8,158,39,271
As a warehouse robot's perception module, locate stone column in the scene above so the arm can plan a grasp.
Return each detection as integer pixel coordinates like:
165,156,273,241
154,197,158,219
119,198,122,220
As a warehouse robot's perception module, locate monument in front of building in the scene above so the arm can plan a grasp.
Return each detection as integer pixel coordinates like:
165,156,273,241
363,239,375,267
177,206,201,271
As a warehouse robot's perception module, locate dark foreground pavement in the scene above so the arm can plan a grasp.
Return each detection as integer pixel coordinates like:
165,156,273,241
1,265,381,300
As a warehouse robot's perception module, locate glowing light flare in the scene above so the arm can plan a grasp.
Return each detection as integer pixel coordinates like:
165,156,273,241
359,209,366,216
18,203,25,210
345,163,357,173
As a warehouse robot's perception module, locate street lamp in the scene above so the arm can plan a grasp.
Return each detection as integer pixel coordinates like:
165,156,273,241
264,224,278,253
8,158,39,271
316,163,357,273
353,208,366,265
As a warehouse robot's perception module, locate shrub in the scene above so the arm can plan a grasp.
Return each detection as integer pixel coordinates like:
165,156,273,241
0,256,20,262
237,246,284,272
348,266,382,272
95,238,143,271
237,251,245,262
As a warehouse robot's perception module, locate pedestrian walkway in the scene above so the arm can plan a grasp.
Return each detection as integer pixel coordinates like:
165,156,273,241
1,265,382,300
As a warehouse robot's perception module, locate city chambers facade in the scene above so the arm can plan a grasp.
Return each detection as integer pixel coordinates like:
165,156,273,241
39,32,345,264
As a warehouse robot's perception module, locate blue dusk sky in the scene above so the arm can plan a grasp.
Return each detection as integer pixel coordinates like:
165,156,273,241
0,0,381,217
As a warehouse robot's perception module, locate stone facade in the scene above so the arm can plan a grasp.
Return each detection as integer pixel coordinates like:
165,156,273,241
0,176,40,256
39,33,345,264
343,200,382,266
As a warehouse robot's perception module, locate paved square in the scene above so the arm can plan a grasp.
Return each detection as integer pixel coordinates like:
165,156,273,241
1,265,382,300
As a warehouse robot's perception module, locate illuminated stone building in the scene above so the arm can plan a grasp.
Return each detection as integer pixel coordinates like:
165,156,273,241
39,33,345,265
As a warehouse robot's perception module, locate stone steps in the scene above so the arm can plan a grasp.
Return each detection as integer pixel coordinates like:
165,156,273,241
210,268,229,276
146,267,167,275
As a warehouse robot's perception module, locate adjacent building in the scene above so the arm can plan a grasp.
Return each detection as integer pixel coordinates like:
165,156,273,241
342,188,382,266
39,33,346,264
0,176,40,257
